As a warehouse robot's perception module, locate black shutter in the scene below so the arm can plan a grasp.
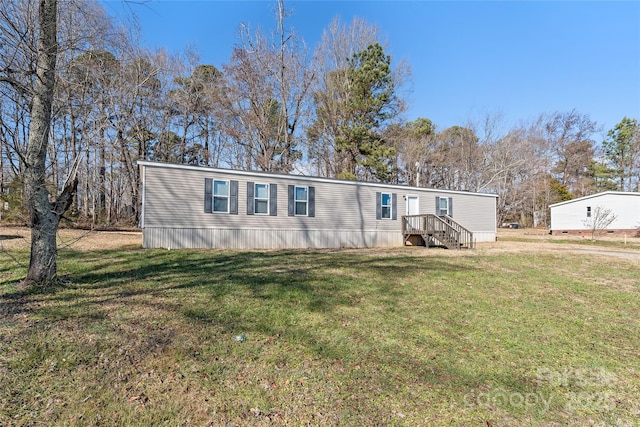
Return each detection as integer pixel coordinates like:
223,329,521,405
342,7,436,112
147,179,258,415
435,196,440,215
448,197,453,217
308,186,315,217
246,181,254,215
204,178,213,213
392,193,397,220
270,184,277,216
376,192,382,220
288,185,295,216
229,180,238,215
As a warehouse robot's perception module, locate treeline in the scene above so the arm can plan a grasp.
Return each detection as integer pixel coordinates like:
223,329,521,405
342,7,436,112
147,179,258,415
1,0,638,229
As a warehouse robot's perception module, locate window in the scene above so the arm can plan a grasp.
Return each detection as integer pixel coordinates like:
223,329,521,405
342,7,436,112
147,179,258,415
586,206,591,218
376,192,397,220
288,185,314,217
247,181,277,216
295,186,308,216
435,196,452,216
205,178,238,214
213,180,229,212
381,193,392,219
438,197,448,216
254,183,269,215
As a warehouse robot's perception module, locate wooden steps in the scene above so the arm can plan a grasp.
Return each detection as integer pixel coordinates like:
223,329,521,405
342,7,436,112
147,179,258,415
401,214,474,249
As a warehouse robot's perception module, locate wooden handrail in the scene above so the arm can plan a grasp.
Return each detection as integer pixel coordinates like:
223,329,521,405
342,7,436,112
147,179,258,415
401,214,474,249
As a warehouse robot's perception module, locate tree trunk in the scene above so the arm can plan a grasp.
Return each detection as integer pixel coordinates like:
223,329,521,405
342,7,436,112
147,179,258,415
0,126,4,197
23,0,76,285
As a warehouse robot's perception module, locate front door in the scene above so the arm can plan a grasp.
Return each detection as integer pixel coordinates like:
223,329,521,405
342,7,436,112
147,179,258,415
406,195,419,216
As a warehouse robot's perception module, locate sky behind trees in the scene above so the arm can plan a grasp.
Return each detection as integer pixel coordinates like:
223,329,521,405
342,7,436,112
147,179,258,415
2,0,638,286
101,0,640,137
3,0,639,226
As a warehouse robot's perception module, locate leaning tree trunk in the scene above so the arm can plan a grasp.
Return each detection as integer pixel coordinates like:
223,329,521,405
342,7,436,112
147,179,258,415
23,0,76,285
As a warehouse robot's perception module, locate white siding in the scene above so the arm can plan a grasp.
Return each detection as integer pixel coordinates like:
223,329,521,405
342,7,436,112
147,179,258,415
550,192,640,231
139,161,497,249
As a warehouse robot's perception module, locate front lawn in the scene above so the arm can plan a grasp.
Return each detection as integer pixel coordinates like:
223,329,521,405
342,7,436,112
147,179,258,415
1,245,638,425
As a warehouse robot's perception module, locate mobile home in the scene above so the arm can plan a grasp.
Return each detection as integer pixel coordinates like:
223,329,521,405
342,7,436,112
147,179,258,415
138,161,498,249
549,191,640,236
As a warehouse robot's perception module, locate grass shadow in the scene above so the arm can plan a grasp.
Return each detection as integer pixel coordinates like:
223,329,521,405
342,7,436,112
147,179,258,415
0,234,22,241
1,246,637,425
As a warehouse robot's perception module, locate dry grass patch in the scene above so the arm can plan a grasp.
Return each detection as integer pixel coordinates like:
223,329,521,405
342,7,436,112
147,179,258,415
0,230,639,425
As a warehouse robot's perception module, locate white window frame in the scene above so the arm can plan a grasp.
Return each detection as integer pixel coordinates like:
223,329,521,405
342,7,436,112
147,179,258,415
294,186,308,216
381,192,392,219
254,183,269,215
438,197,449,216
213,179,230,213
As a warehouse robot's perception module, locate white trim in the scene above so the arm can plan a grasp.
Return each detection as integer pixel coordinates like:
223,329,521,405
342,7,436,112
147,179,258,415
140,164,146,228
137,160,498,199
294,185,309,216
254,182,270,215
549,191,640,208
405,194,419,216
380,192,393,219
437,197,449,216
212,179,230,213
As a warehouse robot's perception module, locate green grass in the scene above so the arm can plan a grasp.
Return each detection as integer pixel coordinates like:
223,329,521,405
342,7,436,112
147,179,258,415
1,246,638,425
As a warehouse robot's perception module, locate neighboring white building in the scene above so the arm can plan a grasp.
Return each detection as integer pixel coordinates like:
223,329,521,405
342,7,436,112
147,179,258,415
549,191,640,236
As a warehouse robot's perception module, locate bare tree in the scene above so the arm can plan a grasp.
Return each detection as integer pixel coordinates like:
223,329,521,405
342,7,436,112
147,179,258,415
217,0,314,172
544,110,599,196
1,0,77,284
385,117,436,186
307,17,383,177
583,206,618,241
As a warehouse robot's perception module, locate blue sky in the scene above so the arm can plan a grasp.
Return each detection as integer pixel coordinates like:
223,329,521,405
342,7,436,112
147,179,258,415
101,0,640,137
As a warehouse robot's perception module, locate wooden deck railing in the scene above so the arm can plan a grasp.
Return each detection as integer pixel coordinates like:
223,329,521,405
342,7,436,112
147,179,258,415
401,214,474,249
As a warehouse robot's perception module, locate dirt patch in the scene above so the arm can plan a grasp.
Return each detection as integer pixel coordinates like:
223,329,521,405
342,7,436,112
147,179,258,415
0,226,142,251
2,226,639,260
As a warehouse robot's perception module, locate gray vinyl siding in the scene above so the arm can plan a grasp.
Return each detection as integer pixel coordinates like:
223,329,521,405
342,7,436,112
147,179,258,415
140,161,497,249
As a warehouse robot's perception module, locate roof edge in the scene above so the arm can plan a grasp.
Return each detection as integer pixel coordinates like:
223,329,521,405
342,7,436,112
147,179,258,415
549,191,640,208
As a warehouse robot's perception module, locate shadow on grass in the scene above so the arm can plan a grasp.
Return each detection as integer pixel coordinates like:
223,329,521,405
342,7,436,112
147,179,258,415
2,247,637,424
1,247,474,331
2,246,473,297
0,234,22,241
1,248,498,395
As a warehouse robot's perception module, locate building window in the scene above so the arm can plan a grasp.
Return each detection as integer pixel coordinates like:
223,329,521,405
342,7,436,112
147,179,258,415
586,206,591,218
295,186,308,216
288,185,314,217
254,183,269,215
438,197,449,216
376,192,397,220
381,193,392,219
213,180,229,212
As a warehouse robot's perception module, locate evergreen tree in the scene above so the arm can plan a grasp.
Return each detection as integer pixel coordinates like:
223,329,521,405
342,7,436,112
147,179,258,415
336,43,400,182
603,117,640,191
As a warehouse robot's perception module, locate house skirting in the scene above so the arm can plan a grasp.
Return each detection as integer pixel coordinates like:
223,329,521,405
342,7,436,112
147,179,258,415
143,227,402,250
550,229,640,237
143,227,496,249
